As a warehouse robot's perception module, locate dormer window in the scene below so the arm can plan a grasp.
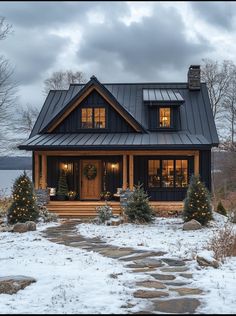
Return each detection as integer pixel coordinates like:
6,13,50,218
81,107,106,129
159,108,171,128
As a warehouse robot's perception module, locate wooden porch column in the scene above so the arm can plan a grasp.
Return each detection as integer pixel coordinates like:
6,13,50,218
41,153,47,189
122,154,127,190
34,152,40,190
194,151,199,175
129,154,134,190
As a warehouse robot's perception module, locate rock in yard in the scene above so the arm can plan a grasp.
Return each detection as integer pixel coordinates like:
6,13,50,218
151,273,176,281
136,280,167,289
26,221,36,231
153,298,201,313
196,250,219,268
169,287,203,296
13,223,28,233
0,276,36,294
183,219,202,231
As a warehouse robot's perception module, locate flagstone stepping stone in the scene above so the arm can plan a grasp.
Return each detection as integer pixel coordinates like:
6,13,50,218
0,276,36,294
179,273,193,279
164,281,189,287
160,266,189,273
120,251,166,262
136,280,167,289
96,248,136,258
131,267,157,273
153,298,201,314
151,273,176,281
161,258,186,266
169,287,203,296
134,290,169,299
126,259,164,269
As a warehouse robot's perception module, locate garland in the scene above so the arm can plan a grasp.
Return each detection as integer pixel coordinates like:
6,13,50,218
83,164,97,180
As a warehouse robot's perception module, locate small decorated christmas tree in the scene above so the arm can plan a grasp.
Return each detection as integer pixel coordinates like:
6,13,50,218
7,171,39,224
183,174,212,225
57,170,69,198
124,183,155,223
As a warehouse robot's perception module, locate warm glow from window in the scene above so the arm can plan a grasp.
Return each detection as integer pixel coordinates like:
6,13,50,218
148,160,161,187
162,160,174,187
159,108,171,127
81,108,93,128
94,108,106,128
175,160,188,187
81,107,106,128
148,159,188,188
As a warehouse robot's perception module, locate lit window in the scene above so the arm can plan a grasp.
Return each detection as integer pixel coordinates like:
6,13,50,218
175,160,188,187
81,108,106,129
81,108,93,128
159,108,171,128
148,160,161,187
162,160,174,187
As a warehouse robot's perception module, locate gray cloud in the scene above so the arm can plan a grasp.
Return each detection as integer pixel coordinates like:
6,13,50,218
0,1,129,29
78,5,212,81
190,2,236,29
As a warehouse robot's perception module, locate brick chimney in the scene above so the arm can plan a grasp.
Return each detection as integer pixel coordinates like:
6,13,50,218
188,65,201,90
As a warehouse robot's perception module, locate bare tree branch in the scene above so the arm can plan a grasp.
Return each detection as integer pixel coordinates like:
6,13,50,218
0,16,12,40
43,70,86,95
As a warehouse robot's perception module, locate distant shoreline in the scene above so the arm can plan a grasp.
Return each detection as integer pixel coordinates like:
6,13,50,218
0,156,32,170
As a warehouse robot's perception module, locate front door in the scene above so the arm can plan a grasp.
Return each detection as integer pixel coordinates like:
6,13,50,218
80,160,101,200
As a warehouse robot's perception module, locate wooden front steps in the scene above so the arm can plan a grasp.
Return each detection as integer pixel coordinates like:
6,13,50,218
47,201,183,217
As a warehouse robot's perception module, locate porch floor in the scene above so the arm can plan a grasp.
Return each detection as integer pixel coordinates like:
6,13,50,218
47,201,183,217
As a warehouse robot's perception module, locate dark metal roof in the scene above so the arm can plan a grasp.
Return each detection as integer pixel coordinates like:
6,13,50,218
143,89,184,102
26,78,219,150
19,132,211,150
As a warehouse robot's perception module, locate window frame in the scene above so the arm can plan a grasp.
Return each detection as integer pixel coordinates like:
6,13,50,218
80,107,107,130
148,157,190,189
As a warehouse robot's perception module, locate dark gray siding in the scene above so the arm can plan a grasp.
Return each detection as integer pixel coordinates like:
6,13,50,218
199,150,211,191
54,90,135,133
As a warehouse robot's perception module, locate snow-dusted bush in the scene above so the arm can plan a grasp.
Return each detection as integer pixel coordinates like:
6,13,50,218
96,203,112,224
207,223,236,262
38,205,58,223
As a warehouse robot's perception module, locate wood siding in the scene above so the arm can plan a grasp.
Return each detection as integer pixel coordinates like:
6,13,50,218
54,90,135,133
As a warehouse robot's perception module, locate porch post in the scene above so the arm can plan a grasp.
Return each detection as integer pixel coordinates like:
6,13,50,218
129,154,134,190
122,154,127,190
194,151,199,175
34,152,40,190
41,153,47,189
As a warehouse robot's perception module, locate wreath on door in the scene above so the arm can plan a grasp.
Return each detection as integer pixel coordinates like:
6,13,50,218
83,164,97,180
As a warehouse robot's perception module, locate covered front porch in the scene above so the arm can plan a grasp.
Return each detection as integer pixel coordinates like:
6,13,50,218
33,149,200,216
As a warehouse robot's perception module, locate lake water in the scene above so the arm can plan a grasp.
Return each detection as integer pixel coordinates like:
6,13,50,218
0,170,32,196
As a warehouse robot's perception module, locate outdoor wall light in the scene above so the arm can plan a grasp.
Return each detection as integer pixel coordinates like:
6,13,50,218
111,163,119,170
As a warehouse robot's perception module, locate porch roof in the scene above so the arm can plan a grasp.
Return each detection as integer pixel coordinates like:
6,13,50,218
19,132,211,150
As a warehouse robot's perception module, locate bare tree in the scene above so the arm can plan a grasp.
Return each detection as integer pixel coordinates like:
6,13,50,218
222,67,236,148
0,16,12,40
43,70,86,95
201,59,234,120
15,104,40,134
0,17,16,126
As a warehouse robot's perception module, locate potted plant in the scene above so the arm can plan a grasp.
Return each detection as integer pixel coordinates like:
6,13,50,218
67,191,77,201
57,170,69,200
100,191,112,201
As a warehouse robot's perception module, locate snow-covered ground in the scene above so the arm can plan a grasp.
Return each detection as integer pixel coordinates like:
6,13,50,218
77,213,236,314
0,222,146,314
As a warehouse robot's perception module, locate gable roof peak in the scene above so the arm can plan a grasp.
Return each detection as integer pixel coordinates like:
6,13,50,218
90,75,98,81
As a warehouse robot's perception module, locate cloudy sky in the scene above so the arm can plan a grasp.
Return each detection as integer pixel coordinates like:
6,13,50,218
1,1,236,108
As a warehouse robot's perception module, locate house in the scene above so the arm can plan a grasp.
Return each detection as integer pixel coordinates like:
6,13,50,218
19,65,219,216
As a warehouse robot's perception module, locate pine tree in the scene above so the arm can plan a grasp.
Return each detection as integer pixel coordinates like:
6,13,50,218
124,184,155,223
57,170,69,197
183,174,212,225
7,171,39,224
216,201,227,216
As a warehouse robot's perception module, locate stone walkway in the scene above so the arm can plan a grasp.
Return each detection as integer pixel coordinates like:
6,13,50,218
42,219,203,314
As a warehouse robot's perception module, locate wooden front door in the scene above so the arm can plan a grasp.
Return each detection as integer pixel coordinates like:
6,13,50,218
80,160,101,200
